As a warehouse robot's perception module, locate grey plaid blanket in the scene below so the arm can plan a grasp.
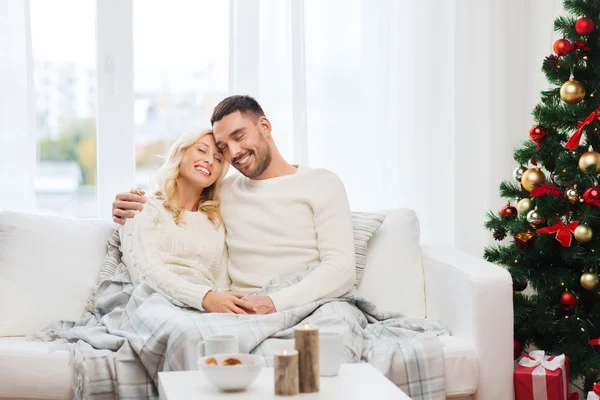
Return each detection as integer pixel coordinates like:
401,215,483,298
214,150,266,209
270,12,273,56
35,264,448,400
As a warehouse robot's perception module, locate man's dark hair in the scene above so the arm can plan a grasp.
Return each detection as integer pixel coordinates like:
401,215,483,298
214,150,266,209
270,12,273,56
210,95,265,125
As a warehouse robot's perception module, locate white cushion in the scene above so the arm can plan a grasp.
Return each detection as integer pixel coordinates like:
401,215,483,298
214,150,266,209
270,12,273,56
357,208,426,317
0,337,73,399
440,335,479,396
0,211,116,336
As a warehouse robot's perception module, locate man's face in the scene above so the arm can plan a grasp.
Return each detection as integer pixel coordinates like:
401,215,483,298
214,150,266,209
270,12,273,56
213,111,272,179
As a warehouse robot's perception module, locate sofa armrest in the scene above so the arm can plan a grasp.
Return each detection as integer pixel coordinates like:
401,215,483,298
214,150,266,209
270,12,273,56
421,244,513,400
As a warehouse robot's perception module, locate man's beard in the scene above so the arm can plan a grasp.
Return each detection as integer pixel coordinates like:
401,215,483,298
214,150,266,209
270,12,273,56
236,141,272,179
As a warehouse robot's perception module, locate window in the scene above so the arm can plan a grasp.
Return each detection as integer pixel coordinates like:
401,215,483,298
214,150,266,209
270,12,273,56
133,0,230,192
30,0,97,217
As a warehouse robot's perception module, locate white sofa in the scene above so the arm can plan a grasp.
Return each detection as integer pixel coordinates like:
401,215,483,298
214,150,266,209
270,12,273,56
0,208,513,400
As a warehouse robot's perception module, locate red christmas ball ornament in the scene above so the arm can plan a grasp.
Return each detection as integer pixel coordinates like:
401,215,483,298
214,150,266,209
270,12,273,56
514,339,523,360
595,382,600,396
500,204,517,219
529,125,548,145
576,17,595,36
554,38,571,55
559,291,577,310
584,186,600,205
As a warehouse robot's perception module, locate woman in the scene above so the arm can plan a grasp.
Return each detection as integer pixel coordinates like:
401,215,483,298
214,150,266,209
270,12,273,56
120,129,255,314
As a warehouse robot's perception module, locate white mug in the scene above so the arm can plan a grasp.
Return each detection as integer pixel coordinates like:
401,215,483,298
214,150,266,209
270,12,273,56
319,331,344,377
196,334,239,357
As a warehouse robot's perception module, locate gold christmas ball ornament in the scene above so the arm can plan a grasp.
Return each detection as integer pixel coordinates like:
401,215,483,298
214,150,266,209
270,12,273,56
578,146,600,173
521,168,546,191
526,209,544,226
580,271,599,290
560,75,586,104
513,166,528,182
574,224,593,243
566,188,580,203
517,198,535,216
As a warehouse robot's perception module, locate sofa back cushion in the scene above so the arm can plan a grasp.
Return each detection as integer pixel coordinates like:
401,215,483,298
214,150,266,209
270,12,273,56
356,208,426,318
0,211,115,336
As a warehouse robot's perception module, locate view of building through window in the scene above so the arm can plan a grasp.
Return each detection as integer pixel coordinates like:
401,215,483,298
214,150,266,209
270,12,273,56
133,0,230,193
31,0,97,217
30,0,230,217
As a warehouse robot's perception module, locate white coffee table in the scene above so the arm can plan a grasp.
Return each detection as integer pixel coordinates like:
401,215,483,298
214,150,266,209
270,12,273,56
158,363,410,399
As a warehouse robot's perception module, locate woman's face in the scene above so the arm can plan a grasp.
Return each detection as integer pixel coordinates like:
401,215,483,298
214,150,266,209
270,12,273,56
178,134,224,191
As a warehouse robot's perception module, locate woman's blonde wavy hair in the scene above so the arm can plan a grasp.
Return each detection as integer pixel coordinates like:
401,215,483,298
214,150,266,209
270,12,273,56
153,129,229,227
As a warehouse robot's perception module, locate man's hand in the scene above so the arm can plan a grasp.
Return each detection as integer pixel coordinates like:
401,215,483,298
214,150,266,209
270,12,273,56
112,189,146,225
241,295,277,314
202,291,257,314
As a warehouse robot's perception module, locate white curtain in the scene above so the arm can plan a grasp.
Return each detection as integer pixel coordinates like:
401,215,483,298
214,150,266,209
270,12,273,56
0,0,36,212
0,0,565,256
230,0,565,256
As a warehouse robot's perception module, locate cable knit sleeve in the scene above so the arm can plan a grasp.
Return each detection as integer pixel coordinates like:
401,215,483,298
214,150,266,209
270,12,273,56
269,172,356,311
214,246,231,292
119,200,214,311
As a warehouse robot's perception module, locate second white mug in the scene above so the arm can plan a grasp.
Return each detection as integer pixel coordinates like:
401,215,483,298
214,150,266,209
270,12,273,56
196,334,239,357
319,331,344,377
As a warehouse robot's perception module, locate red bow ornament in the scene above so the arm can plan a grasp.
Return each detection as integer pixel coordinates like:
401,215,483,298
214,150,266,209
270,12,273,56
536,221,579,247
530,184,562,197
565,107,600,150
557,40,591,57
565,106,600,149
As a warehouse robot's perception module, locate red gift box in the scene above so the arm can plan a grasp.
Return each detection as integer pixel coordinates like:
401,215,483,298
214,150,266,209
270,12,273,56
514,351,568,400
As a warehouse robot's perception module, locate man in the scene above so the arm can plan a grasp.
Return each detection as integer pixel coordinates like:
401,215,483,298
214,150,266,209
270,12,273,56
112,95,356,314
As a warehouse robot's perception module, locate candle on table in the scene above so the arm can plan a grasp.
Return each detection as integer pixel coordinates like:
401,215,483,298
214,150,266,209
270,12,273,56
274,349,299,396
294,323,319,393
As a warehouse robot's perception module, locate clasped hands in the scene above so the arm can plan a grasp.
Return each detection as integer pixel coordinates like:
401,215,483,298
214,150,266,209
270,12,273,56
202,291,276,315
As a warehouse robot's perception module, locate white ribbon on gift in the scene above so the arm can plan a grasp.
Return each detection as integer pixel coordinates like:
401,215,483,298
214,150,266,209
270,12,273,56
518,351,567,400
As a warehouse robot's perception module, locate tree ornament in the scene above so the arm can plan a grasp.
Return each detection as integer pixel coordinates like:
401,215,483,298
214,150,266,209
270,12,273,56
493,227,507,241
513,166,528,182
559,290,577,310
514,231,535,250
566,187,580,203
595,382,600,396
565,106,600,149
580,271,599,290
530,184,561,197
584,186,600,206
543,54,559,69
514,339,523,360
529,125,548,146
526,209,544,226
513,279,528,292
500,204,517,219
576,17,595,36
579,146,600,173
574,224,593,243
521,168,546,191
517,198,534,216
554,39,571,55
560,75,586,104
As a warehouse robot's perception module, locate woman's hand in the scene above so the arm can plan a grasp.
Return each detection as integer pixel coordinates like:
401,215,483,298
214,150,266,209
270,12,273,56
202,291,257,314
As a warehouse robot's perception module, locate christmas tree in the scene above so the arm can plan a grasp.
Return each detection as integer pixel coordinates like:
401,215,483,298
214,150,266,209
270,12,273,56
483,0,600,391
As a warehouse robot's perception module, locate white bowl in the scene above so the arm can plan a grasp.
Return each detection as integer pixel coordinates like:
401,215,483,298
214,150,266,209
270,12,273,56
197,353,264,392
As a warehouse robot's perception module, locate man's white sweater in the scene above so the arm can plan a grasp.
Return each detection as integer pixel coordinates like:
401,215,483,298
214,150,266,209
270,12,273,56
220,166,356,311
